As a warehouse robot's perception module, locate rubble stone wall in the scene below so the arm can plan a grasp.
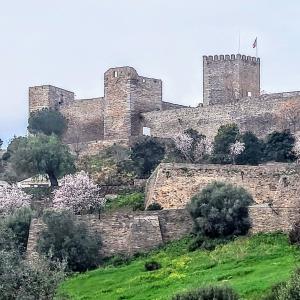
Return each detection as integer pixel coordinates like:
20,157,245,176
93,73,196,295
145,163,300,209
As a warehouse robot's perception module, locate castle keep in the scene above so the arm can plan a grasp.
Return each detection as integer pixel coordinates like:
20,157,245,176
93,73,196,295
29,54,300,151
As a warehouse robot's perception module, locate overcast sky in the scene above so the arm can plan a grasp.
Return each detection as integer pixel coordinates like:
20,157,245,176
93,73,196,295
1,0,300,147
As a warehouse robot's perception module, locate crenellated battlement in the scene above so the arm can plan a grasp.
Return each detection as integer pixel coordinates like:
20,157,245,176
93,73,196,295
203,54,260,63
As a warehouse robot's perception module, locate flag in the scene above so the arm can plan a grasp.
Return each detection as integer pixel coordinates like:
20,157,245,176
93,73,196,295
253,37,257,48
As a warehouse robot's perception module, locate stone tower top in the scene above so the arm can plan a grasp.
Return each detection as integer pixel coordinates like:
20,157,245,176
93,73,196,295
203,54,260,106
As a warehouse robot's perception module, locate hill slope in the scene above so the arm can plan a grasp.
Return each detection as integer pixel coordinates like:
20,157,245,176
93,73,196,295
57,233,299,300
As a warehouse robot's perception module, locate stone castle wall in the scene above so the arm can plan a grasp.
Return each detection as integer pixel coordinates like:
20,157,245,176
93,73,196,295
29,85,75,113
61,97,104,144
145,163,300,209
203,55,260,105
142,92,300,140
26,209,193,260
103,67,163,140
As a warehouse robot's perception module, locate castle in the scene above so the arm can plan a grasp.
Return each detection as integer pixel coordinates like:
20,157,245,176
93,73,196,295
29,54,300,152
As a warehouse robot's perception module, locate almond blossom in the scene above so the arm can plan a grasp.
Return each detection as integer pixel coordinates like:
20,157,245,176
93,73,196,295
229,141,245,164
52,171,105,214
293,134,300,164
0,185,31,215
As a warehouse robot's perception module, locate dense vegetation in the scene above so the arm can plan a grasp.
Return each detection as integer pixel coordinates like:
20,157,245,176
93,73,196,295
57,233,300,300
28,108,67,137
188,182,253,240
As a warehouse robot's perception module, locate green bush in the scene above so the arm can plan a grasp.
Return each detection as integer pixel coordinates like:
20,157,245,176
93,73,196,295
28,108,67,137
236,131,265,165
105,193,145,211
211,124,239,164
264,130,296,162
288,219,300,245
171,285,239,300
131,137,165,178
0,249,65,300
5,207,33,251
188,182,253,239
263,269,300,300
37,210,101,272
146,202,163,211
144,260,161,271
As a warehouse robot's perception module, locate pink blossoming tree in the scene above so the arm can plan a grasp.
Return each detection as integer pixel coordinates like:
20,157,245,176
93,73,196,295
173,133,213,162
0,185,31,215
53,171,105,214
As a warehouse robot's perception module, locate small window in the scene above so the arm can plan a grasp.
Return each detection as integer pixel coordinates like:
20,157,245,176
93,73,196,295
247,91,252,97
143,127,151,136
113,71,118,78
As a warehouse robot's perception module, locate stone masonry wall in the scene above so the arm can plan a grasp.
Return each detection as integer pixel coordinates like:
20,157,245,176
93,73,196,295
26,209,193,260
61,97,104,144
145,163,300,209
142,92,300,140
203,54,260,105
104,67,163,140
29,85,75,113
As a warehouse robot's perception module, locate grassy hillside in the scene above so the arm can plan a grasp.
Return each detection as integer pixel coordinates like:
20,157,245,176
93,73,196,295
57,233,299,300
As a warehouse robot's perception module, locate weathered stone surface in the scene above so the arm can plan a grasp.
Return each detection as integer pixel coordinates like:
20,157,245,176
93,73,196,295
26,209,193,260
145,163,300,209
142,92,300,140
203,54,260,105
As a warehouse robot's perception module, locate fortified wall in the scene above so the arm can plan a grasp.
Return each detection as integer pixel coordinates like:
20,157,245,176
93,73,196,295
203,54,260,105
142,92,300,140
26,209,193,260
145,163,300,233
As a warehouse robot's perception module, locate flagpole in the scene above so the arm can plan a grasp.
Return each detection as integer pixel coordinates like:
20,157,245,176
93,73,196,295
256,37,258,58
238,31,241,54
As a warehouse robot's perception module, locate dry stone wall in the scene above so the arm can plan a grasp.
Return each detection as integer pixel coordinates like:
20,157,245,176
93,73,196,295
26,209,193,260
145,163,300,209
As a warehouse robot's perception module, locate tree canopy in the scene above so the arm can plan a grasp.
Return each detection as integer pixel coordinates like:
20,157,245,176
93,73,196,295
8,134,75,187
188,181,253,239
264,130,296,162
28,108,67,137
131,137,165,178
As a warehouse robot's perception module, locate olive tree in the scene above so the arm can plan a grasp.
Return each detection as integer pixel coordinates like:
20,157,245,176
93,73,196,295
8,134,75,187
188,181,253,239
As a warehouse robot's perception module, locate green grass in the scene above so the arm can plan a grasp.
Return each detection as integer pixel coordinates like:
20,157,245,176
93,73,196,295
105,192,145,212
57,233,300,300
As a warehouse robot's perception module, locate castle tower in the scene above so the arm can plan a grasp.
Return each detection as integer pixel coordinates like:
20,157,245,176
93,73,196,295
29,85,74,114
203,54,260,105
104,67,162,140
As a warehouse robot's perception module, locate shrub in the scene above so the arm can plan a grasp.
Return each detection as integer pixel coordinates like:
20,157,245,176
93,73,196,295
107,254,131,267
236,131,265,165
146,202,163,211
211,124,240,164
264,130,296,162
263,269,300,300
288,220,300,245
0,249,65,300
5,207,33,251
188,182,253,239
131,137,166,178
144,260,161,271
28,108,67,137
172,285,239,300
37,210,101,272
